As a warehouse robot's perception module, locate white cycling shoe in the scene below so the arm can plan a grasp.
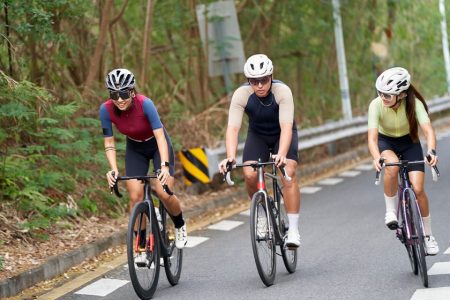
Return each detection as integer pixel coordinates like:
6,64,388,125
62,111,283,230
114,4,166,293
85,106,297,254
134,252,149,268
256,216,268,239
385,211,398,230
285,230,301,248
425,236,439,256
175,224,188,249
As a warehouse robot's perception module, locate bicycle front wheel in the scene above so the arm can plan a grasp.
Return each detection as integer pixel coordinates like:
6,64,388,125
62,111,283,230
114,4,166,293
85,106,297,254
277,192,297,273
127,202,160,299
250,192,276,286
160,203,183,285
401,200,417,274
408,189,428,287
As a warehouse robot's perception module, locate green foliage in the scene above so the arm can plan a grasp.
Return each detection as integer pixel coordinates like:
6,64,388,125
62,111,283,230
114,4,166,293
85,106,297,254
0,71,118,237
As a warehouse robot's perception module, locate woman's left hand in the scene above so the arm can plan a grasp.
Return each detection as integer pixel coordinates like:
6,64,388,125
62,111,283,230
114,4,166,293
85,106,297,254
158,166,170,185
425,152,438,167
272,154,287,167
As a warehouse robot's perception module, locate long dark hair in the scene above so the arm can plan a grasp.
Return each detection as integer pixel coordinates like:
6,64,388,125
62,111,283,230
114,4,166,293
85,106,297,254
112,88,137,117
405,84,429,142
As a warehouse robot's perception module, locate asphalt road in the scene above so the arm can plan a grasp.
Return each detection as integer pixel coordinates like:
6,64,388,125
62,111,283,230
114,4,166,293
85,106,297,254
52,129,450,300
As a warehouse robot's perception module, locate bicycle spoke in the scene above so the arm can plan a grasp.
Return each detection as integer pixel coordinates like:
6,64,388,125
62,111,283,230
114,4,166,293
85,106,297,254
250,193,276,286
127,203,160,299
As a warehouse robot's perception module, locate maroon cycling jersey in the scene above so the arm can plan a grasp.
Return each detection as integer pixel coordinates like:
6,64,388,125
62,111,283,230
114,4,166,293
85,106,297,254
99,94,163,141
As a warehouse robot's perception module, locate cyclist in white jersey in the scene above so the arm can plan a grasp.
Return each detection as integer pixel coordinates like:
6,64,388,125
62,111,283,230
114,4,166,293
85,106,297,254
219,54,301,248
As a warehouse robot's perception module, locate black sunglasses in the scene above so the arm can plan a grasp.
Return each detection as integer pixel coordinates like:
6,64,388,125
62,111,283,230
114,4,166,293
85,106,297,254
248,76,271,86
110,90,131,101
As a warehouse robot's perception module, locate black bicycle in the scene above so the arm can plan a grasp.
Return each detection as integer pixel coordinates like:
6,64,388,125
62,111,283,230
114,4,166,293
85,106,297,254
224,158,297,286
111,173,182,299
375,156,439,287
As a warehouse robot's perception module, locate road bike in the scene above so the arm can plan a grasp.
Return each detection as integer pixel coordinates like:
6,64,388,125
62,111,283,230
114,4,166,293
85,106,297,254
375,156,439,287
111,173,182,299
224,158,297,286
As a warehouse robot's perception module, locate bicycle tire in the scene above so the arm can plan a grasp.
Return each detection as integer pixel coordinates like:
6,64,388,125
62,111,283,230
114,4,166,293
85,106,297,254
127,202,160,299
276,192,297,273
160,203,183,285
408,189,428,287
250,192,276,286
401,199,418,274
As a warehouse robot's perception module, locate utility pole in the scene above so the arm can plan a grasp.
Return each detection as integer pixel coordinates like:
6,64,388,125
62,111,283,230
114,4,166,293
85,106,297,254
332,0,352,120
439,0,450,94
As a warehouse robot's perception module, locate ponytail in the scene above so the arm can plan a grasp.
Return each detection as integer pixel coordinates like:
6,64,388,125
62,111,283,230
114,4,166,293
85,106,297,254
405,84,429,142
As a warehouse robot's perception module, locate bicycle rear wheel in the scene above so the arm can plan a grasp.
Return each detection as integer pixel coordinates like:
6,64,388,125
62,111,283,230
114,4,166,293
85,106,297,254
277,192,297,273
160,203,183,285
127,202,160,299
408,190,428,287
250,192,276,286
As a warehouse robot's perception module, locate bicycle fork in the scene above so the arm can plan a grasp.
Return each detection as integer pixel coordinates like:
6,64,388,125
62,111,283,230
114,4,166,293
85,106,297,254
256,166,274,241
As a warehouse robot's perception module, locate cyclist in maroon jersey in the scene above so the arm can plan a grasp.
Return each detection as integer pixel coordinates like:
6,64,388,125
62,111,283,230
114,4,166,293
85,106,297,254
99,68,187,249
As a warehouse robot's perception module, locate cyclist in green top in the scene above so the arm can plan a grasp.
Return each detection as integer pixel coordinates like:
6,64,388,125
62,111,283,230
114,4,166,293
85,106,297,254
368,67,439,255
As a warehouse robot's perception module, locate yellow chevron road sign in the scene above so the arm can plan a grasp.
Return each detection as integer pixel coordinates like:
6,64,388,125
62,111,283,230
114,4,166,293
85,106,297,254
178,147,210,186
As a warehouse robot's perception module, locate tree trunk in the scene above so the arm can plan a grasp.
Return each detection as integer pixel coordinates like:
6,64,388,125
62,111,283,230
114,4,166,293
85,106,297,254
3,0,13,77
82,0,113,98
140,0,155,88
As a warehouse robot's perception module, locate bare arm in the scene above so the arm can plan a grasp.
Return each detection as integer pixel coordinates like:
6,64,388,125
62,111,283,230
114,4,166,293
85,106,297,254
368,128,382,171
420,122,438,166
274,122,293,167
218,125,240,173
104,136,118,186
153,128,170,184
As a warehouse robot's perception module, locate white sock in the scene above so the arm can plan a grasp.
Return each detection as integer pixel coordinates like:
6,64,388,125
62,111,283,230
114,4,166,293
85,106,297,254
422,215,432,236
384,194,398,214
287,213,299,233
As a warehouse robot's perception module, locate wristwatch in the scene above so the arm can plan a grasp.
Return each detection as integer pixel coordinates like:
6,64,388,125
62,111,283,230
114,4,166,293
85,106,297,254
161,161,170,168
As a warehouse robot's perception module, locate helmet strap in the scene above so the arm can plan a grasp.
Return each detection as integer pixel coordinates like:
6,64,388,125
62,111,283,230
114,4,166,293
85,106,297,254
388,96,400,108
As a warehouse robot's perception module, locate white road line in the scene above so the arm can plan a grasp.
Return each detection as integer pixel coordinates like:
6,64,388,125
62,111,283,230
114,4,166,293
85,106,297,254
240,209,251,216
185,236,209,248
317,178,343,185
339,170,361,177
300,186,322,194
428,262,450,275
207,220,244,231
411,287,450,300
75,278,128,296
355,164,373,171
444,247,450,254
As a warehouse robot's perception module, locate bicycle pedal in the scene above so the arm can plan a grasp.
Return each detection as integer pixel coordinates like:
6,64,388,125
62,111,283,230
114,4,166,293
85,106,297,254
386,221,399,230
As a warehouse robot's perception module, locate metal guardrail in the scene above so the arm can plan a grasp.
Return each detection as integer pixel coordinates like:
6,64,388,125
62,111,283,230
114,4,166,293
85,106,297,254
206,96,450,177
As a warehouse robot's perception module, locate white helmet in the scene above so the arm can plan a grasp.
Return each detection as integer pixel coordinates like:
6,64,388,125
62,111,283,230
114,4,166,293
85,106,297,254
244,54,273,78
375,67,411,95
105,68,136,91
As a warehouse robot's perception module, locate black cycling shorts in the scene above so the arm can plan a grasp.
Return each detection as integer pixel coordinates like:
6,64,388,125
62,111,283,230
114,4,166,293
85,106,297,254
378,133,424,172
125,128,175,176
242,129,299,162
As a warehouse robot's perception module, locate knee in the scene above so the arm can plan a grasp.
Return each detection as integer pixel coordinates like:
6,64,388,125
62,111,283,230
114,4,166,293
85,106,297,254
128,191,142,204
413,186,425,198
384,168,398,180
243,172,257,183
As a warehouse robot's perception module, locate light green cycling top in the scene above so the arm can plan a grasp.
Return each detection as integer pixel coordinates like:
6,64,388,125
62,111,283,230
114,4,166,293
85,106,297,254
368,97,430,137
